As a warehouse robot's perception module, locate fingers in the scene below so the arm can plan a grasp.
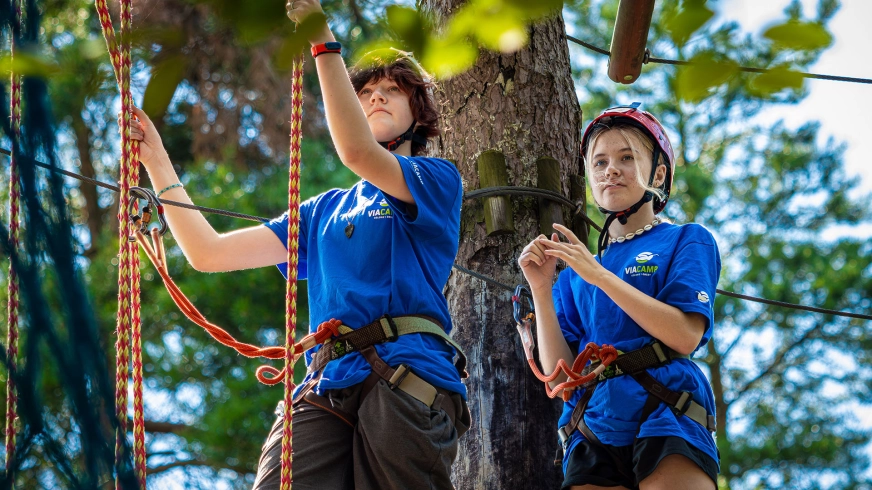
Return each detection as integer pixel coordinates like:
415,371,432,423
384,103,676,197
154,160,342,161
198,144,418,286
552,223,582,245
130,105,151,124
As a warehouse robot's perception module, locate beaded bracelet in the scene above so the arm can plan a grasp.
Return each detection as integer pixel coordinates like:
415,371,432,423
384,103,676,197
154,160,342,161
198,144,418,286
157,182,183,197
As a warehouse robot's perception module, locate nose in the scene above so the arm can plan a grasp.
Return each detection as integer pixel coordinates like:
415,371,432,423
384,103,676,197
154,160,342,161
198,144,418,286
370,88,387,104
603,159,621,178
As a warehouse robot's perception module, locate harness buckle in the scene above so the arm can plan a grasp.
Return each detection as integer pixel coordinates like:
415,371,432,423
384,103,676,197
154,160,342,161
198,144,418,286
388,364,412,390
557,426,571,448
673,391,693,416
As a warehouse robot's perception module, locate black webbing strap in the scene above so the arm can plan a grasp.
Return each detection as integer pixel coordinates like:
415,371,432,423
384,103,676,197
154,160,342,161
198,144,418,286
557,341,715,452
575,340,689,390
307,315,467,378
630,371,716,432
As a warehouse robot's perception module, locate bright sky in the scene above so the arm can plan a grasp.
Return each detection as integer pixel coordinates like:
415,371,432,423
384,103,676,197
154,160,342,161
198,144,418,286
723,0,872,236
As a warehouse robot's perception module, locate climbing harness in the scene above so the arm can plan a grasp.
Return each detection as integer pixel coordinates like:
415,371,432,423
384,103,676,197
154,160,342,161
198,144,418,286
6,0,23,480
511,287,715,466
580,103,675,259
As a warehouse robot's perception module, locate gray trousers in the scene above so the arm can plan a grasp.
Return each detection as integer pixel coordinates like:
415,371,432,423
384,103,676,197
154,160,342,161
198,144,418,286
252,379,466,490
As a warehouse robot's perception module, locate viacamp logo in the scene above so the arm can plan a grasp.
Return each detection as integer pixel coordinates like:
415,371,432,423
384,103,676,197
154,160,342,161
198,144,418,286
636,252,657,263
626,252,659,277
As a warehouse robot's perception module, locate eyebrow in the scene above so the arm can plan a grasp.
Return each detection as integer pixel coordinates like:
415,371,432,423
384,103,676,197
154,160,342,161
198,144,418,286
592,147,632,159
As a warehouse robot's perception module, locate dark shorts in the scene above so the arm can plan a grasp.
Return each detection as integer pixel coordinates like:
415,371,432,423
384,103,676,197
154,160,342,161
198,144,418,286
251,378,468,490
562,436,718,489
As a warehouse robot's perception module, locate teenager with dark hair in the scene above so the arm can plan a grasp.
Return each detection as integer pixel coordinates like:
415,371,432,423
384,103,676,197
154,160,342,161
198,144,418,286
123,1,470,488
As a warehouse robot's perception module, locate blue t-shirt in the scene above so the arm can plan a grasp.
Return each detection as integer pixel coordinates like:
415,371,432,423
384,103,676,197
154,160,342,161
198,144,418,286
265,155,466,399
555,222,721,471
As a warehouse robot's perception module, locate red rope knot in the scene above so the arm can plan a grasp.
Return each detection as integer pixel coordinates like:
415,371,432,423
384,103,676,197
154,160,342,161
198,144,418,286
316,318,342,340
255,319,344,385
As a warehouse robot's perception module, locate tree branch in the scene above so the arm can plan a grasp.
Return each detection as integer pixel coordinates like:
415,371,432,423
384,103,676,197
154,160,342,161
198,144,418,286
127,418,192,434
726,322,820,405
147,458,253,477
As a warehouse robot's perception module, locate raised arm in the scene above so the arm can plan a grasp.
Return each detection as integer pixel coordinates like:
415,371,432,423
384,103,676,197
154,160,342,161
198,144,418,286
126,106,287,272
288,0,415,204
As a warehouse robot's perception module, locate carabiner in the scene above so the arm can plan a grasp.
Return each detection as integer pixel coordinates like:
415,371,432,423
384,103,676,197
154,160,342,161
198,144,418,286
512,284,534,325
128,186,169,241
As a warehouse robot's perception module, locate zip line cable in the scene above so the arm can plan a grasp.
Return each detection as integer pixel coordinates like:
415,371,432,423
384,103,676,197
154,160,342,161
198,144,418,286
4,148,871,322
565,34,872,85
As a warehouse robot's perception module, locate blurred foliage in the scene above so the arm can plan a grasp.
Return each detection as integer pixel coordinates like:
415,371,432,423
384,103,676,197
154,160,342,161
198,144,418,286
3,0,872,488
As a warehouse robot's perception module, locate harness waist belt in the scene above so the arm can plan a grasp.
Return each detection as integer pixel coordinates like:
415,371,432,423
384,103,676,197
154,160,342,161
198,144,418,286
308,315,468,378
558,340,715,449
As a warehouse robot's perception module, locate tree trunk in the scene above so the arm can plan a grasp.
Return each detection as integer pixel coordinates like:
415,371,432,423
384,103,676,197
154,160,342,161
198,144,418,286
71,114,105,257
422,4,581,488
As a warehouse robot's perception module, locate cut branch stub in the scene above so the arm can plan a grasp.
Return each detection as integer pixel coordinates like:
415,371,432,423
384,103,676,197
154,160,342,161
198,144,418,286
536,156,564,236
477,150,514,236
570,174,590,246
608,0,656,84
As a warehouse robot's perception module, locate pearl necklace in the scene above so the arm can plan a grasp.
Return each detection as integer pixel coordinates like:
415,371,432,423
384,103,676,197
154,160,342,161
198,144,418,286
608,218,662,244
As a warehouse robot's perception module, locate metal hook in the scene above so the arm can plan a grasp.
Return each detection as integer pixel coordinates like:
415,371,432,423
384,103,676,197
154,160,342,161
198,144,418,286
129,186,169,240
512,284,534,325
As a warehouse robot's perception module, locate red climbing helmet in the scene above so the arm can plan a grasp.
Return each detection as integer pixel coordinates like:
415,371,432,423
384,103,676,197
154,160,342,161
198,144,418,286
581,103,674,214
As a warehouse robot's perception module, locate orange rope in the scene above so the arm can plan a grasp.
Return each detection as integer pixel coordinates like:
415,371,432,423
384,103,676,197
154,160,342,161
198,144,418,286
129,225,339,385
516,315,618,401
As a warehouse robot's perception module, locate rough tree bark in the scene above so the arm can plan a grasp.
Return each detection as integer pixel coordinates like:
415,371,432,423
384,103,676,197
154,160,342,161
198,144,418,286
422,3,582,488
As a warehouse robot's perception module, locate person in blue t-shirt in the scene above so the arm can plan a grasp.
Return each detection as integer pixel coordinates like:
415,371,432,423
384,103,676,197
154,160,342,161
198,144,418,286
519,105,720,490
123,2,469,488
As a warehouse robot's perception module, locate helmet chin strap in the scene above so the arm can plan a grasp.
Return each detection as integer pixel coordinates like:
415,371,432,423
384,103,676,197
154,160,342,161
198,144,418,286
379,120,428,152
596,146,661,261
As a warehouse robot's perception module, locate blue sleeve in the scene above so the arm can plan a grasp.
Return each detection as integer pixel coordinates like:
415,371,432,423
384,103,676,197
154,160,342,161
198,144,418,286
553,270,583,349
385,155,462,238
656,225,721,351
263,198,312,280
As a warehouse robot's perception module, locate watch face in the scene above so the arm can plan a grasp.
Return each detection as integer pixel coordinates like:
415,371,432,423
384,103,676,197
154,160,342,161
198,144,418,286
326,42,342,50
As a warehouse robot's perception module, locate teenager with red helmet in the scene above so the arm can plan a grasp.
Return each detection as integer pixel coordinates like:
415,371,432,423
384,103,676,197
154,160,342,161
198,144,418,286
519,104,720,489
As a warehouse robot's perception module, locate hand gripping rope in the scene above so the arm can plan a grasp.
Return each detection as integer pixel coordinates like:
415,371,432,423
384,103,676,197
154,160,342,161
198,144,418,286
95,0,144,486
6,0,23,482
513,285,619,401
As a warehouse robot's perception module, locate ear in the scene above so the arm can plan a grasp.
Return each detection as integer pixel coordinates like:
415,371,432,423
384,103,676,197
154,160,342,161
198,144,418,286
652,163,668,187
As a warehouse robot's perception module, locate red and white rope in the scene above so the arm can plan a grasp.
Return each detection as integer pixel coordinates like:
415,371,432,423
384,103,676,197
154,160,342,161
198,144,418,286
95,0,144,486
281,55,305,490
6,0,24,482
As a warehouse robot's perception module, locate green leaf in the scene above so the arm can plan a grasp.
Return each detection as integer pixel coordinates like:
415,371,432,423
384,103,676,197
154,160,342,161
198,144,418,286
762,21,832,51
475,14,529,52
421,38,479,79
674,51,738,102
664,0,715,47
386,5,428,55
272,14,328,71
748,65,805,96
142,54,188,120
0,52,60,77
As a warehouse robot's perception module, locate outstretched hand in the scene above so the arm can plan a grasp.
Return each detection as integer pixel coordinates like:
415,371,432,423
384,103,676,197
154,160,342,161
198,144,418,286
540,224,607,287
